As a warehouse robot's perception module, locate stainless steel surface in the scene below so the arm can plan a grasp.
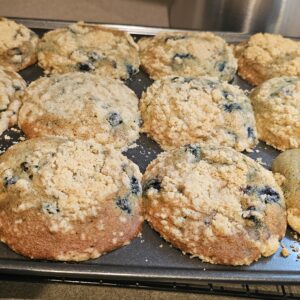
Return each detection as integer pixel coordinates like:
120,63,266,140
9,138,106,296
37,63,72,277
169,0,300,37
12,17,251,41
0,18,300,285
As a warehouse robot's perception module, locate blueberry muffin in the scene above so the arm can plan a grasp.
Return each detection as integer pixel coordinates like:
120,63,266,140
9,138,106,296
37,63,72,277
0,18,38,71
38,21,140,79
0,67,26,135
138,31,237,81
0,137,143,261
140,76,258,151
143,144,286,266
250,76,300,150
235,33,300,86
18,72,140,150
273,149,300,234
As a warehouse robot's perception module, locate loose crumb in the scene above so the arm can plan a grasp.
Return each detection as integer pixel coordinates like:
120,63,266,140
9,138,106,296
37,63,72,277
127,143,138,149
255,157,266,166
281,247,290,257
291,244,299,252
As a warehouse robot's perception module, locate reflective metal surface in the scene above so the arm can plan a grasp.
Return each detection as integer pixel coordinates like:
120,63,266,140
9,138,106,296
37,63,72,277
169,0,300,37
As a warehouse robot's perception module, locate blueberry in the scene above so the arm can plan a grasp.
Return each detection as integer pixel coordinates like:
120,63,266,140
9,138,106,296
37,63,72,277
77,62,93,72
222,90,235,99
13,84,21,91
246,205,256,211
216,61,226,72
173,53,193,60
111,60,117,69
283,87,293,96
107,112,123,127
3,176,18,187
116,198,131,214
42,202,60,214
242,185,255,195
183,77,193,83
9,47,22,56
88,52,100,62
242,206,261,227
165,36,186,42
258,186,280,204
130,176,141,195
14,29,24,38
204,219,211,225
247,127,256,139
20,162,29,172
143,178,161,193
126,64,136,77
184,144,201,162
223,103,242,112
243,214,259,223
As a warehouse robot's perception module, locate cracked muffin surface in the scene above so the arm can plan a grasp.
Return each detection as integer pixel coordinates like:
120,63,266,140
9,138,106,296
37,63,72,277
18,72,140,150
140,76,258,151
235,33,300,86
250,76,300,150
0,18,38,71
0,67,26,135
38,21,140,79
138,31,237,81
0,137,143,261
143,145,286,266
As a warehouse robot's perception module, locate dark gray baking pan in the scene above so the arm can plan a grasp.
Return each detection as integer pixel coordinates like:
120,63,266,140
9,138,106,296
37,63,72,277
0,18,299,285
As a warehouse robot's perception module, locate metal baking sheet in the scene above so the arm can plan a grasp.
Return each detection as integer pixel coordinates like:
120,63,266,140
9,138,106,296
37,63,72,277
0,17,299,284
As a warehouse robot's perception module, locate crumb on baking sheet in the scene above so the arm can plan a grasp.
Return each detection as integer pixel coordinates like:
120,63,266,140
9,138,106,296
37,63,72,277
255,157,267,166
281,247,290,257
291,244,299,252
127,143,138,149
